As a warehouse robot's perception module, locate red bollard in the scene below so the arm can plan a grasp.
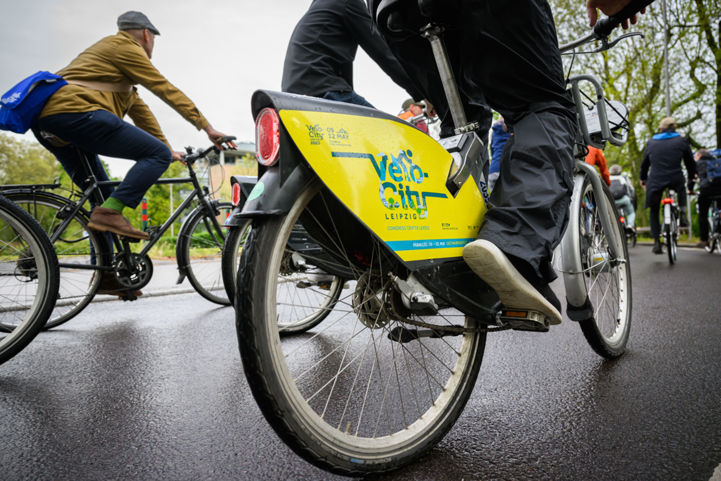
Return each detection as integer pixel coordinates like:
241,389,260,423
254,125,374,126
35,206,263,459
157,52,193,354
141,198,148,231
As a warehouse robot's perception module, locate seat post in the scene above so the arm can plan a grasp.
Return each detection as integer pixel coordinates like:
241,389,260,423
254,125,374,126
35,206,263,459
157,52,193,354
420,24,477,134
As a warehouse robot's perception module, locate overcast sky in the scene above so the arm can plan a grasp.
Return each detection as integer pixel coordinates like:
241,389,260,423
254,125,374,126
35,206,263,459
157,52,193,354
0,0,410,177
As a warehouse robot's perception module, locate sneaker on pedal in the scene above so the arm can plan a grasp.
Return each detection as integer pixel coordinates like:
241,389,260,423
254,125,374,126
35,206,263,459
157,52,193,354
462,239,562,326
87,207,150,240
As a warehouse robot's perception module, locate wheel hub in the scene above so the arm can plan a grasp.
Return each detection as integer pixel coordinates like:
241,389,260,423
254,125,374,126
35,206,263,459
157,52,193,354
352,271,391,329
15,249,38,281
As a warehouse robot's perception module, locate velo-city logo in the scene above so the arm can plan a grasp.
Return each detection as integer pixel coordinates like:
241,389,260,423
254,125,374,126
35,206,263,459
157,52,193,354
306,124,324,145
330,149,448,221
306,124,351,146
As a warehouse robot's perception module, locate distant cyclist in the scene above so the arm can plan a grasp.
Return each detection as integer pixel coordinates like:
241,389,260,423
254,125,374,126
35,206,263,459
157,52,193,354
691,148,721,249
585,145,611,186
640,117,695,254
32,11,235,294
609,164,636,230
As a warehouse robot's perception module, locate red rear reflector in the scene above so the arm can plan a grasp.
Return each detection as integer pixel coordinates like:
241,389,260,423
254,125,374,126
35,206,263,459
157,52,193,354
619,216,625,223
231,182,241,207
661,198,673,205
255,107,280,166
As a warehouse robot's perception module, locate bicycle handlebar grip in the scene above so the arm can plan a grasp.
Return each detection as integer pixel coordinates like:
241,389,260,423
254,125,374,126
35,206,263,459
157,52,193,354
593,0,655,39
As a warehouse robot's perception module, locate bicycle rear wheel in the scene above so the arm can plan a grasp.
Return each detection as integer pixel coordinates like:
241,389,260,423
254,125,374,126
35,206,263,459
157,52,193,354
177,201,233,305
569,175,631,359
2,191,108,329
236,182,486,475
0,195,59,364
665,206,677,265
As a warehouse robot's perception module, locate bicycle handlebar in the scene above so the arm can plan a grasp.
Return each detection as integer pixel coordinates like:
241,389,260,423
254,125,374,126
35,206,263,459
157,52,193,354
182,136,237,164
592,0,655,39
560,0,654,53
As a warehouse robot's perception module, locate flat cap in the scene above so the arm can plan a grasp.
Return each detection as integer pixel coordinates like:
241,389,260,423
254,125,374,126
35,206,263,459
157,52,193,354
658,116,676,131
117,11,160,35
401,98,424,110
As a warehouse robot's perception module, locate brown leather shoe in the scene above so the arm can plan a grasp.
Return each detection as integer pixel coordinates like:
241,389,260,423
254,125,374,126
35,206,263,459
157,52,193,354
96,272,143,298
87,207,149,240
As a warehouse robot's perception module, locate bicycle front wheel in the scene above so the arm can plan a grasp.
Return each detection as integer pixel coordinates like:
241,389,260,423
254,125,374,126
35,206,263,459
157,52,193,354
177,201,233,305
236,182,486,475
0,195,59,364
2,191,108,329
574,176,632,359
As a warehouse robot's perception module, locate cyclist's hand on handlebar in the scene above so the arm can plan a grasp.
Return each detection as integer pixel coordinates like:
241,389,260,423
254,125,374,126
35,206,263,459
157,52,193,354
586,0,646,28
204,125,238,150
171,150,186,163
423,99,436,118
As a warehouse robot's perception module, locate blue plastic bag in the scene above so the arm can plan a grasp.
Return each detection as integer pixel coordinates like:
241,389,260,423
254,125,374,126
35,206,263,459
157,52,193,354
0,71,67,133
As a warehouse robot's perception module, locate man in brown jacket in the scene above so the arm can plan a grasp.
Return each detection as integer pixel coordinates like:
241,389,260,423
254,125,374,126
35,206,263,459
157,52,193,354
33,11,234,245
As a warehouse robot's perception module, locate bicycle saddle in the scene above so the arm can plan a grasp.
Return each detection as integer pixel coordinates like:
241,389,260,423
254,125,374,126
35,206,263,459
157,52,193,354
371,0,458,38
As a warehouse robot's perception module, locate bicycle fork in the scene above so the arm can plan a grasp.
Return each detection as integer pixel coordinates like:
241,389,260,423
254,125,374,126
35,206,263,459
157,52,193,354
560,161,622,314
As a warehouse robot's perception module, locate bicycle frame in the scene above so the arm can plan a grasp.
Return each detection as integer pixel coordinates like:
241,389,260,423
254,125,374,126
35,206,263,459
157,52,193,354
661,192,677,227
1,152,224,272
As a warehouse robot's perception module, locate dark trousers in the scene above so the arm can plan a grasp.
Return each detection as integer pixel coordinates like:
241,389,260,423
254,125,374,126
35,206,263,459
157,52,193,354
33,110,171,209
646,183,687,240
379,0,576,284
322,90,375,108
698,185,721,241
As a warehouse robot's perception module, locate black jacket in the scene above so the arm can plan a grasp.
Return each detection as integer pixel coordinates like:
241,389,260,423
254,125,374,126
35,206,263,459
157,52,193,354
696,153,721,193
640,132,695,193
281,0,422,100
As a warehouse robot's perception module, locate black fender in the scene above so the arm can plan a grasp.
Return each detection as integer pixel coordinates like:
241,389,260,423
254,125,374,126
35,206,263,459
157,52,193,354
225,163,315,225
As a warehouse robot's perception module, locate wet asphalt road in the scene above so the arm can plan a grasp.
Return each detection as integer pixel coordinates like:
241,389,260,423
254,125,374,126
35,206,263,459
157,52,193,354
2,246,721,481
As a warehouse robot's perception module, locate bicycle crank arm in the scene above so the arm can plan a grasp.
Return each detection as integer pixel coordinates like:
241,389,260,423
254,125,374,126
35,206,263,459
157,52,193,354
387,326,462,343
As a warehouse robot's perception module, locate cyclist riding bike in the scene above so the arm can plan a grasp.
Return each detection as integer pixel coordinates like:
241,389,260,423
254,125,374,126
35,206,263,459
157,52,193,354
640,116,695,254
609,163,637,231
370,0,646,326
28,11,235,295
691,148,721,249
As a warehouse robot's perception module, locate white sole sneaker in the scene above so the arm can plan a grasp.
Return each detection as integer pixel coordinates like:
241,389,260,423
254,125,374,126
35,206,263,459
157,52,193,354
462,239,562,325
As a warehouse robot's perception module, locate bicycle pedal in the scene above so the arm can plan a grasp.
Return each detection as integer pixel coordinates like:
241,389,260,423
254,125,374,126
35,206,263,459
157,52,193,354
498,309,550,332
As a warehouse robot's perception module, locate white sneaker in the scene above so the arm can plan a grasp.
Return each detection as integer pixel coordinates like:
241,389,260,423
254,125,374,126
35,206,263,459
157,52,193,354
462,239,562,325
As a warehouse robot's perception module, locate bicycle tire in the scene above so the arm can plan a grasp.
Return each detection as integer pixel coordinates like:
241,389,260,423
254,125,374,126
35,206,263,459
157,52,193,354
220,218,252,303
177,201,233,305
707,237,717,254
665,206,677,265
0,195,59,364
573,177,632,359
1,191,109,329
236,182,486,475
222,220,345,334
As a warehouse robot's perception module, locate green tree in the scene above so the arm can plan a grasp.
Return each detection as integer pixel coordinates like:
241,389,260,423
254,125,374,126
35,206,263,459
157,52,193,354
0,133,63,185
552,0,720,228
